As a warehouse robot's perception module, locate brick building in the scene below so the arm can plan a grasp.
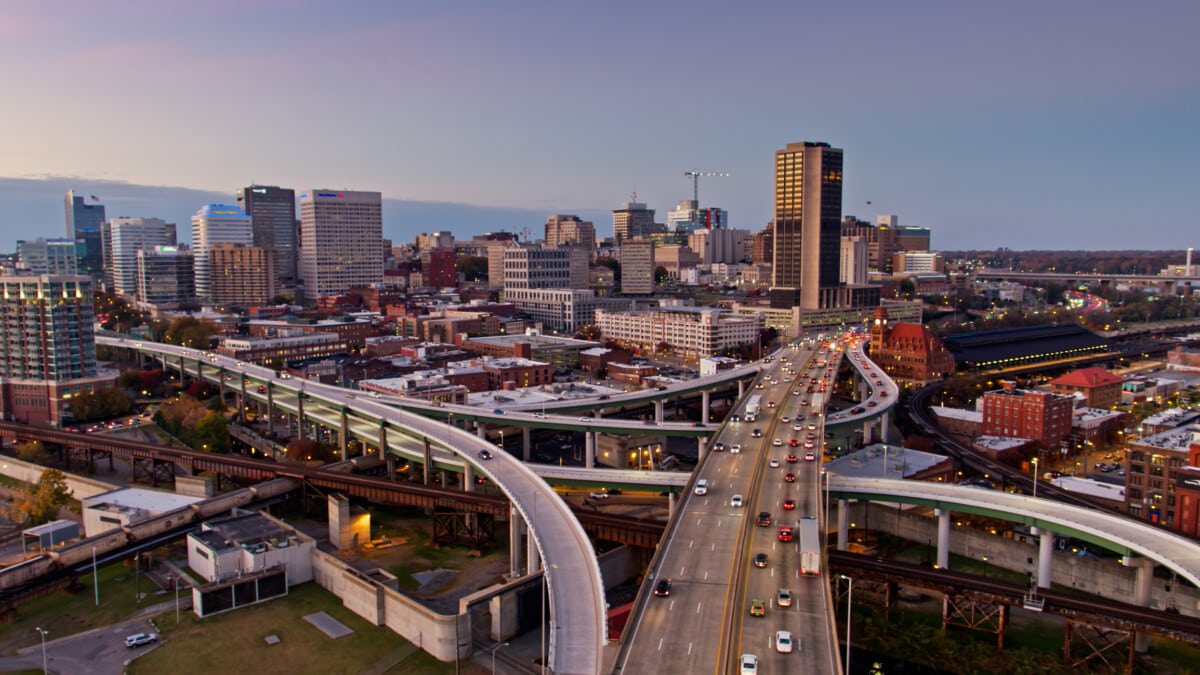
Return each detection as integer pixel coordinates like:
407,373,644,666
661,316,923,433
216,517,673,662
867,307,955,386
1049,367,1123,409
1125,425,1198,526
481,357,553,390
981,382,1074,449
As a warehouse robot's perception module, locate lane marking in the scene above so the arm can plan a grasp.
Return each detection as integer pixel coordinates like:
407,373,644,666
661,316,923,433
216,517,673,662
688,642,693,655
669,600,675,612
696,601,703,614
658,637,664,651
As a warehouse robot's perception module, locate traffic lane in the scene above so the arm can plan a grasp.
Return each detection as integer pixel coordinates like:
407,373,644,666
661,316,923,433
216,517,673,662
738,453,799,663
13,616,160,675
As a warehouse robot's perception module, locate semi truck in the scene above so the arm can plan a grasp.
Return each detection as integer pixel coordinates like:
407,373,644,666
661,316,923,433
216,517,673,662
744,394,762,422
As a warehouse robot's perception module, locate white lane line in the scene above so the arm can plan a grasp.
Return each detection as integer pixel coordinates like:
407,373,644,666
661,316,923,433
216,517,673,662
658,637,664,651
696,601,703,614
711,543,716,551
771,568,775,578
680,566,687,576
688,642,693,655
704,570,709,581
689,540,694,549
669,600,675,612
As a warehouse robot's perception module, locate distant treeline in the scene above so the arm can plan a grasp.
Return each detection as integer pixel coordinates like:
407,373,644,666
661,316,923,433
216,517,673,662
942,250,1188,275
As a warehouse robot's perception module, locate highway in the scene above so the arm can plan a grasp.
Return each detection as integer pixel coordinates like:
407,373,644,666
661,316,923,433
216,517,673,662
617,338,842,674
97,336,606,674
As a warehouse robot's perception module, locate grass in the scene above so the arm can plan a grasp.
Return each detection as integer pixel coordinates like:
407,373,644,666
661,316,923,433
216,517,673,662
128,583,469,675
0,561,155,655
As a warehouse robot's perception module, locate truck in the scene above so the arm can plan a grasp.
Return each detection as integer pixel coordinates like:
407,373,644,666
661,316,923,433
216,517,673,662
744,394,762,422
798,516,821,576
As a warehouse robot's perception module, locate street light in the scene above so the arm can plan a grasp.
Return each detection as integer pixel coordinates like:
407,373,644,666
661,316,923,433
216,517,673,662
1031,458,1039,500
35,627,48,674
491,641,510,673
839,574,853,675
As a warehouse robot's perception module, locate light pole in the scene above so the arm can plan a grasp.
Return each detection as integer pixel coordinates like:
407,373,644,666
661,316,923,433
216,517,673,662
840,574,853,675
823,469,831,533
35,627,47,674
491,641,509,673
135,552,140,604
1031,458,1039,500
92,546,99,606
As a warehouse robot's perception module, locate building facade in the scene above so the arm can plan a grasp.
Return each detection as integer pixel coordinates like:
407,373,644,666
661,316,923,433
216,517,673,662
612,200,656,243
544,214,596,253
1049,367,1124,409
63,190,105,280
136,246,195,307
208,243,277,307
109,217,172,296
771,142,843,310
867,307,955,386
595,307,763,359
620,239,655,294
298,190,384,299
17,238,78,276
980,382,1074,448
237,185,297,286
217,331,348,364
502,246,570,290
191,204,253,303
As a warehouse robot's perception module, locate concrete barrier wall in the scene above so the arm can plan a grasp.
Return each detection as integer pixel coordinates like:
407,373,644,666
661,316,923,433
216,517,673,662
0,456,119,500
847,502,1200,616
311,549,466,662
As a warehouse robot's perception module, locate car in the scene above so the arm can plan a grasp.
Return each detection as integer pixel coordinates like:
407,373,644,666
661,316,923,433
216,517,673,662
606,488,622,495
866,401,877,408
808,423,817,431
749,599,766,617
793,388,801,395
851,407,865,414
767,401,776,408
789,438,800,447
740,654,759,675
125,632,158,648
784,472,796,483
768,458,780,468
782,498,796,510
751,428,762,438
654,578,672,597
731,494,744,508
714,441,726,452
780,416,790,423
786,454,798,463
589,491,609,499
477,449,493,460
694,479,709,495
775,630,794,654
534,412,546,419
773,438,783,446
578,417,591,422
756,511,772,527
730,444,742,453
778,525,793,542
776,588,792,607
792,423,803,431
804,451,816,462
880,391,889,397
492,409,506,415
731,414,742,422
754,553,768,568
803,441,815,449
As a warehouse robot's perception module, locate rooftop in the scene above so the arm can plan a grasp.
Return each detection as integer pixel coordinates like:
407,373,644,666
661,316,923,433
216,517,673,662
1048,476,1126,503
1132,424,1200,452
82,487,204,515
1072,407,1124,426
1141,407,1200,429
931,405,982,423
1050,367,1124,389
468,333,598,349
193,511,299,555
825,444,951,480
974,435,1032,450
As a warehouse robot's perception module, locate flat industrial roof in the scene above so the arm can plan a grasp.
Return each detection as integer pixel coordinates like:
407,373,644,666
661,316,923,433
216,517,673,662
82,487,203,514
825,444,950,480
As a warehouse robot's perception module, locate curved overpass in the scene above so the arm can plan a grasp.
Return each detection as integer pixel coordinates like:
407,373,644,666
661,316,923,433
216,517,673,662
824,336,899,426
99,336,605,674
829,476,1200,589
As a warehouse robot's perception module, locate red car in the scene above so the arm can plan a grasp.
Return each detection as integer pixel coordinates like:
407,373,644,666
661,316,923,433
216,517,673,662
782,498,796,510
789,438,800,447
784,472,796,483
778,526,794,542
786,454,798,464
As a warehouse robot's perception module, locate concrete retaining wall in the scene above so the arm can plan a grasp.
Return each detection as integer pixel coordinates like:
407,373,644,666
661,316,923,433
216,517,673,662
0,456,119,500
847,502,1200,616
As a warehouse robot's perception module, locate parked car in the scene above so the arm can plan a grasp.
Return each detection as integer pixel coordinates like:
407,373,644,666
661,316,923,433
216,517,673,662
589,491,609,499
125,633,157,648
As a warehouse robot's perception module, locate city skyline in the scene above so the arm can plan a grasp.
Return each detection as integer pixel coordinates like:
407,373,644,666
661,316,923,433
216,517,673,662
2,2,1198,251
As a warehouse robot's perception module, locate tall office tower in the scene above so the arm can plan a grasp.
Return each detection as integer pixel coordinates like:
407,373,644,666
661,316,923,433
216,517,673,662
237,185,297,285
136,246,195,307
298,190,383,298
544,214,596,254
840,235,868,285
109,217,171,296
895,225,932,252
565,245,591,290
0,275,106,425
502,246,570,290
620,239,655,294
208,243,277,306
63,190,106,279
612,200,656,244
191,204,253,303
17,238,79,275
770,142,843,310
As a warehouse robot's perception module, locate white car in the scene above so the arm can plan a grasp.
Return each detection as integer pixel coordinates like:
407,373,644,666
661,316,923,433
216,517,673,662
769,459,780,468
125,632,157,648
740,653,758,674
772,438,783,447
731,494,744,508
694,479,709,496
589,491,609,499
730,444,742,454
775,630,793,653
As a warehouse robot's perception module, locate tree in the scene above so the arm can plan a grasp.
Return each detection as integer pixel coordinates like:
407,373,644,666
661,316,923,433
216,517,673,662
192,412,230,453
654,266,670,285
68,388,132,422
163,316,217,348
597,258,621,285
456,255,489,282
8,469,73,526
15,441,52,466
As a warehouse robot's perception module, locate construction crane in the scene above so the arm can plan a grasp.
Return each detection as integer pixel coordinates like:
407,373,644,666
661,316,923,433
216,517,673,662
683,170,729,204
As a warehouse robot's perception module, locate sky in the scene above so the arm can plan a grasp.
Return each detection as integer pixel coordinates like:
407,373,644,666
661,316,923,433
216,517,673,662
2,0,1198,252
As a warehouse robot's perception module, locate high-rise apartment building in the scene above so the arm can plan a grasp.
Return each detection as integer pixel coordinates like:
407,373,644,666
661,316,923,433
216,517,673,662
208,243,277,307
298,190,384,298
109,217,172,296
0,275,112,425
486,240,518,287
771,142,843,310
63,190,105,279
620,239,655,294
17,238,79,275
238,185,297,285
191,204,253,303
544,214,596,254
502,246,571,290
136,246,195,307
612,200,656,243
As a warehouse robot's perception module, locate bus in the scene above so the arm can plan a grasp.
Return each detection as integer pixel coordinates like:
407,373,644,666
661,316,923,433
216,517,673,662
743,394,762,422
798,516,821,576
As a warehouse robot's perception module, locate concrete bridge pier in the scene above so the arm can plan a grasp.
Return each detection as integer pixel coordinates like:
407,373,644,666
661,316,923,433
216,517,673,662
697,437,707,463
585,432,596,468
339,409,348,460
526,521,541,575
880,411,891,442
509,506,524,578
1034,527,1054,589
1125,556,1156,652
862,420,873,445
463,463,475,492
178,356,187,385
377,423,388,461
668,491,678,519
239,379,248,423
654,400,664,425
837,499,849,550
422,437,432,486
266,387,275,436
476,423,486,439
522,427,531,461
936,508,951,569
701,391,710,423
738,380,745,398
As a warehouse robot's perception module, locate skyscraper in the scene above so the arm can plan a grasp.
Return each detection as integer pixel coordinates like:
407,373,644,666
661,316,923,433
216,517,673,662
544,214,596,253
612,200,656,243
17,238,79,275
136,246,195,308
63,190,106,279
238,185,297,285
191,204,253,303
298,190,383,298
109,217,172,296
770,142,843,310
208,243,277,306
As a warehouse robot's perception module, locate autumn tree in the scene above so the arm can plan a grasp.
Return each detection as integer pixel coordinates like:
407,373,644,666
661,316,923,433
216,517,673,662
8,469,73,525
162,316,217,349
15,441,52,466
68,388,132,422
